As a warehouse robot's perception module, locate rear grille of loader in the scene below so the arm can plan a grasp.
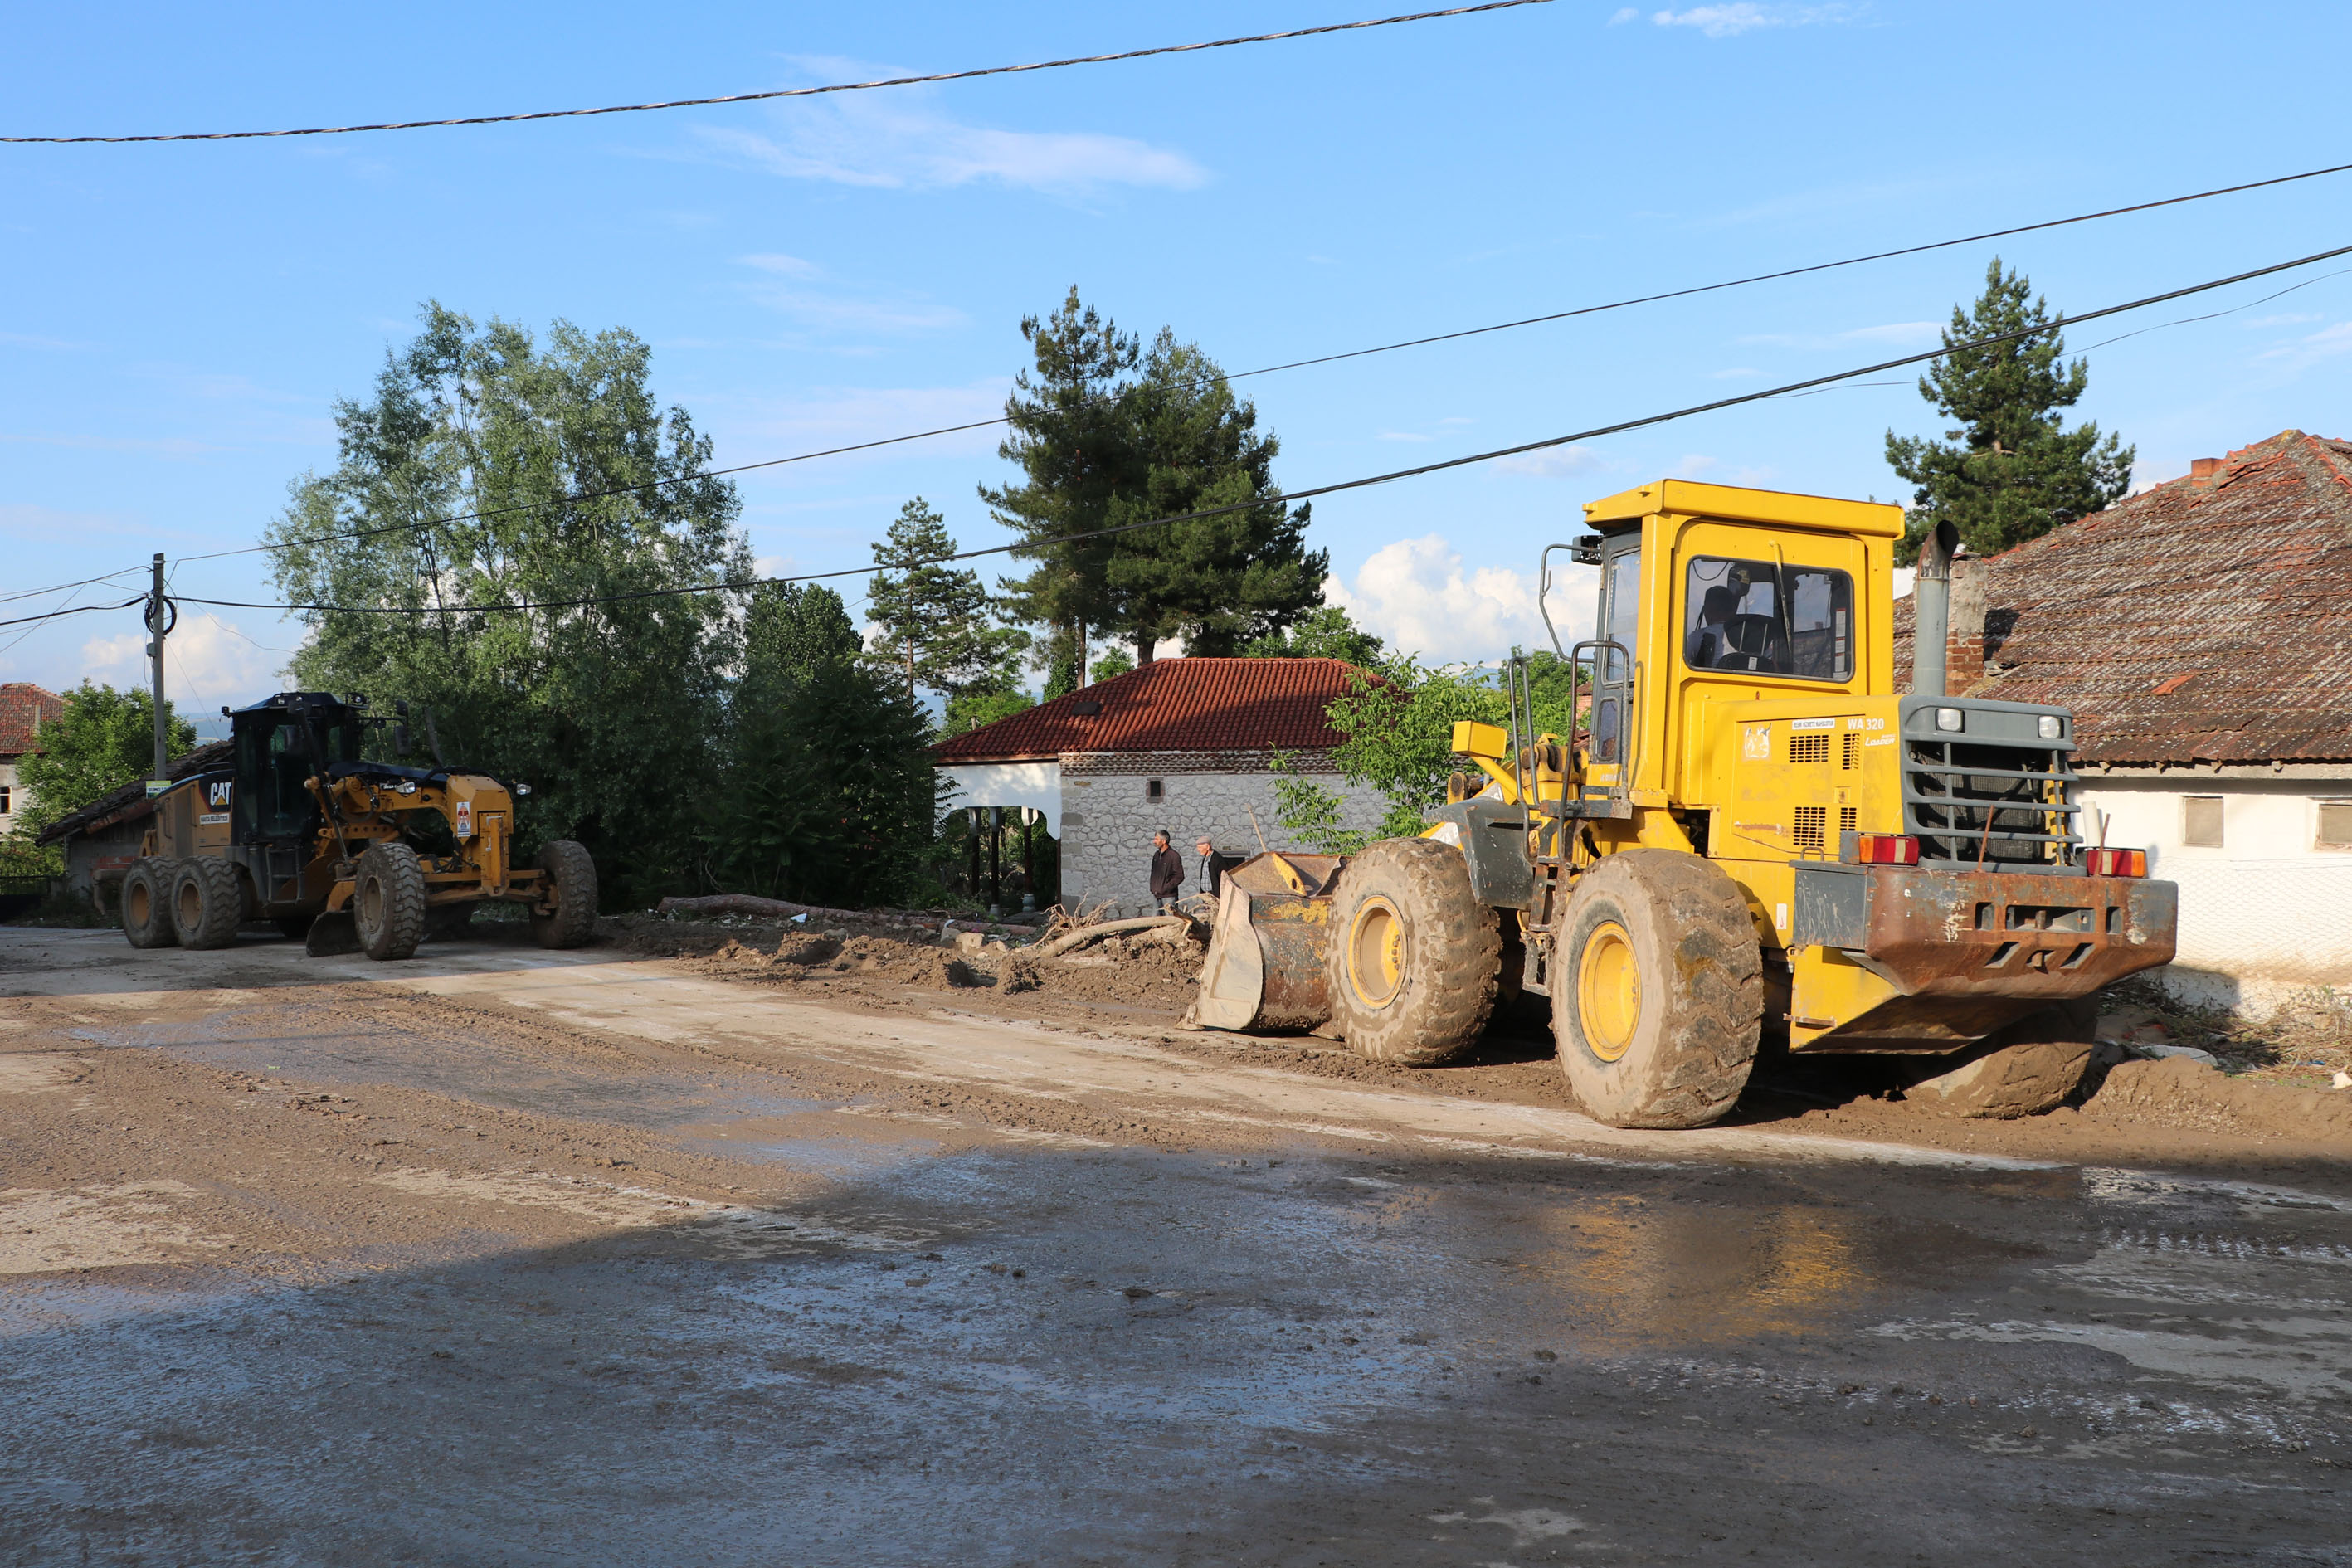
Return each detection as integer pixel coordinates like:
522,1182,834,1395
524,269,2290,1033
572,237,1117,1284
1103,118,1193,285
1904,738,2082,870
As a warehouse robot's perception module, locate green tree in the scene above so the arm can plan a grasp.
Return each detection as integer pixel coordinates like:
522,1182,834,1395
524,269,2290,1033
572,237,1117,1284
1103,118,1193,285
985,290,1324,672
2,684,197,874
1242,603,1385,665
983,291,1139,690
1104,330,1325,660
265,304,750,908
708,594,942,907
1087,646,1136,683
867,497,1029,699
942,687,1035,738
1886,258,2135,561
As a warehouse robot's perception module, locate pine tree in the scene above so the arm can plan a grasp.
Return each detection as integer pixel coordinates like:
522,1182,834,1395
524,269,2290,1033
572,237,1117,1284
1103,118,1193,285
1241,604,1384,665
1885,259,2135,562
865,498,1027,699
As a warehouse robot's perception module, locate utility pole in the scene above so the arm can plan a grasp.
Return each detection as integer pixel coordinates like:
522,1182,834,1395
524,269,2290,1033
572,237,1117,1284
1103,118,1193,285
145,553,170,787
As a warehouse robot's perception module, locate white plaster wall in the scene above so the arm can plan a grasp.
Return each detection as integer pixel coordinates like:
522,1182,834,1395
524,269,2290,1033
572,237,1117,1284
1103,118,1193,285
0,758,21,832
2077,778,2352,1012
1059,769,1391,916
937,761,1061,835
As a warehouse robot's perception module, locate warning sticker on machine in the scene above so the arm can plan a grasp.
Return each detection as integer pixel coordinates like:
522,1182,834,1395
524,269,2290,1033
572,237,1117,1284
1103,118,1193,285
197,813,229,826
454,801,474,839
1741,724,1772,760
1789,717,1836,731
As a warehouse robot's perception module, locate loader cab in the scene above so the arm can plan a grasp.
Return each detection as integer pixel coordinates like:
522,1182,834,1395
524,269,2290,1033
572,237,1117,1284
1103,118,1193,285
230,693,364,845
1575,481,1901,815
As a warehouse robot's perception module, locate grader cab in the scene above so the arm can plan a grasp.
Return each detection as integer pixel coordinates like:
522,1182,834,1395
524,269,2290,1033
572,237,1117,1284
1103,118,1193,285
117,690,597,962
1193,480,2178,1126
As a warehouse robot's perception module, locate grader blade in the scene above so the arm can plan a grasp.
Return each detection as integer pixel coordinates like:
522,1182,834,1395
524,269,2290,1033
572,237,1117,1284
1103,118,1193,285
1190,851,1346,1032
304,912,361,957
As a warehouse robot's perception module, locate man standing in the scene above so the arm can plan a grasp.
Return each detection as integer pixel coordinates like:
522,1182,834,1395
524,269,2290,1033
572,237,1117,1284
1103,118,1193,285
1149,829,1184,915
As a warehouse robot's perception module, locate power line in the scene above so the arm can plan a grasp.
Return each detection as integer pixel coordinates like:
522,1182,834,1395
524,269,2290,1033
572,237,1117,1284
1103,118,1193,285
173,150,2352,568
0,563,149,606
2,1,1554,144
163,236,2352,622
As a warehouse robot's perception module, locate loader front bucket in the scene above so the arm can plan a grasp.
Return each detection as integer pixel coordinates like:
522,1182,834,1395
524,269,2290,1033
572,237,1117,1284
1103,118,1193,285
1189,851,1346,1032
304,911,361,957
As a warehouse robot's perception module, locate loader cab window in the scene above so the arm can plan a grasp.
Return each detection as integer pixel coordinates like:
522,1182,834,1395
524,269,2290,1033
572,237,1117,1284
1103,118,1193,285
233,709,360,842
1682,556,1853,681
1591,543,1641,762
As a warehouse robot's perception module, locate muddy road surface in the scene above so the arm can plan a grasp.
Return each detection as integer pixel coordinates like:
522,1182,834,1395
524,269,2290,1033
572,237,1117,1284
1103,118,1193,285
2,924,2348,1566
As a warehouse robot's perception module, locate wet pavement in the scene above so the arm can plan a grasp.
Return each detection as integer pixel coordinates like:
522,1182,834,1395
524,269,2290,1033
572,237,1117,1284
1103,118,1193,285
2,930,2349,1564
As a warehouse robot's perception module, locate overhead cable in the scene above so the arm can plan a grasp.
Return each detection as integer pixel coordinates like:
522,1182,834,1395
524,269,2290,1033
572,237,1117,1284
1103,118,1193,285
1,1,1553,144
178,153,2352,567
164,236,2352,621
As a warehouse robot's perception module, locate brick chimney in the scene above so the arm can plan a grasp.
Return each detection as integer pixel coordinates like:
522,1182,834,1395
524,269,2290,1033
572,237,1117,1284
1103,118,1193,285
2189,456,2222,480
1944,553,1987,695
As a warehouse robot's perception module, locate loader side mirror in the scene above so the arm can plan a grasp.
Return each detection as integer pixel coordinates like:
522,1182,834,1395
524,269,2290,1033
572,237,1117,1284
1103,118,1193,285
393,723,411,756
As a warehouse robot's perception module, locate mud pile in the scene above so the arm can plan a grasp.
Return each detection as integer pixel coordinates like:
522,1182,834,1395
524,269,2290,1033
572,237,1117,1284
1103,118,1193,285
2084,1054,2352,1141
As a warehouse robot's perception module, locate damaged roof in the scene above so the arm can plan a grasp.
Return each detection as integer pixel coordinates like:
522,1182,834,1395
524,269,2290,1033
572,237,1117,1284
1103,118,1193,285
0,683,64,757
1894,429,2352,765
34,739,231,846
933,656,1375,764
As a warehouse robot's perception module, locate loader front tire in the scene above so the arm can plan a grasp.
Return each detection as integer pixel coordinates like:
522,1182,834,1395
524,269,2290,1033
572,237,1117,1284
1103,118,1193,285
352,843,427,962
169,857,245,950
530,840,598,949
121,859,180,950
1324,836,1502,1066
1552,849,1762,1129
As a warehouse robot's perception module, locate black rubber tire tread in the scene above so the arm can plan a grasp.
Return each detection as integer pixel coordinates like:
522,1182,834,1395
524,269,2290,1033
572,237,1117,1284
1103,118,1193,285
352,842,428,962
1551,849,1764,1129
1903,1001,2096,1119
530,840,599,949
1323,835,1502,1066
120,859,179,949
168,857,245,950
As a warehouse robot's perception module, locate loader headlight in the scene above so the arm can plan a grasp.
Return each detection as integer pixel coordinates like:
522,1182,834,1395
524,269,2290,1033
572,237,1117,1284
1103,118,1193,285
515,782,533,797
2038,714,2064,740
1934,707,1965,733
397,781,418,795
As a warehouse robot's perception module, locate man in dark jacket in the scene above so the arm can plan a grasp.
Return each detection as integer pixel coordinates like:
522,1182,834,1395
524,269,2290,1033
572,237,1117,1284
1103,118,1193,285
1149,830,1184,914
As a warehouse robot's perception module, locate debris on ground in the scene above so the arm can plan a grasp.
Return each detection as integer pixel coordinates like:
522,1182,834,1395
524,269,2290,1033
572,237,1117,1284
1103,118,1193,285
2095,976,2352,1088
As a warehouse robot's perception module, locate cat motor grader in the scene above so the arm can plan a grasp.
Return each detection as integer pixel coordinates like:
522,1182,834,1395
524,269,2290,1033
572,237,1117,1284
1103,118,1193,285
117,690,597,962
1192,480,2179,1126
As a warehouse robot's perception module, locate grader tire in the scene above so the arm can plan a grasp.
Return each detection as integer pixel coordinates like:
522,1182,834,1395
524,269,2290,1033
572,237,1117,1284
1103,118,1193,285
168,858,245,951
1902,1002,2096,1120
353,843,427,962
530,840,598,950
121,860,180,950
1552,849,1763,1129
1324,836,1502,1066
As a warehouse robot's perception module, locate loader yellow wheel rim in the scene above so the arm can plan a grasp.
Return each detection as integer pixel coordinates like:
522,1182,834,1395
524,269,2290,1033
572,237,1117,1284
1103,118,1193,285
1346,897,1407,1010
176,878,202,933
127,879,152,930
1577,921,1641,1063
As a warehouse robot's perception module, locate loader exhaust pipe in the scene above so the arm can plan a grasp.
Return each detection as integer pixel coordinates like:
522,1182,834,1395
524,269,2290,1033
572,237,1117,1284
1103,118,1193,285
1911,519,1960,697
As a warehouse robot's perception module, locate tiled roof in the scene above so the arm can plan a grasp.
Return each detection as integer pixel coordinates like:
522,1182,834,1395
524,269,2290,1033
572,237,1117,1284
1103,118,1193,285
0,683,64,757
1892,430,2352,765
933,656,1378,763
34,739,231,846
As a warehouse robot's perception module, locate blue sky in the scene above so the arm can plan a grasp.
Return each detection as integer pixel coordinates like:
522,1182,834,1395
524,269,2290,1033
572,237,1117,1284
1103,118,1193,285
6,0,2350,724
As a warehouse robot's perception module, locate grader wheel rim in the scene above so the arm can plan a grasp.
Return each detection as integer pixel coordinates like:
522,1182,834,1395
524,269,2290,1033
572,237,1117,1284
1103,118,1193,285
358,874,383,933
175,878,203,933
1577,920,1642,1063
1346,896,1407,1010
127,880,151,930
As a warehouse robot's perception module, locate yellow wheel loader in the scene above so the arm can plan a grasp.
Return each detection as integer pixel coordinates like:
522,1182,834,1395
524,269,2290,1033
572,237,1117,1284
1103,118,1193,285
1194,480,2179,1126
118,691,597,962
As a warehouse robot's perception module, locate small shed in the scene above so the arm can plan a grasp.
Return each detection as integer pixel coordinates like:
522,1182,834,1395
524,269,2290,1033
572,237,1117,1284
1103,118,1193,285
35,739,232,915
934,657,1390,916
1895,429,2352,1013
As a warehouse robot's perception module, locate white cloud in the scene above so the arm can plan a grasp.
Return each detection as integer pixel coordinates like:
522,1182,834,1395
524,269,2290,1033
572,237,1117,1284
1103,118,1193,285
1326,536,1595,664
1608,6,1642,21
1648,3,1855,37
2255,320,2352,372
82,612,290,713
737,252,822,279
2243,312,2322,328
1496,442,1605,479
694,71,1206,197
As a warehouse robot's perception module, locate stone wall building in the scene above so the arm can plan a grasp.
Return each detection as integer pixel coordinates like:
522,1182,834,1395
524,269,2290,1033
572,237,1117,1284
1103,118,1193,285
1895,429,2352,1014
934,657,1390,917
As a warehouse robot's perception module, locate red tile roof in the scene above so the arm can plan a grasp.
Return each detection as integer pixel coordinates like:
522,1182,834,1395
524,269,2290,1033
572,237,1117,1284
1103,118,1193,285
0,683,64,757
933,656,1377,763
1893,430,2352,764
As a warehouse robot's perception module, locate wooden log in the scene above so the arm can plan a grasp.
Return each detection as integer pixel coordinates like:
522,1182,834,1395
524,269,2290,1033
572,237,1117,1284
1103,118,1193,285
1027,915,1187,959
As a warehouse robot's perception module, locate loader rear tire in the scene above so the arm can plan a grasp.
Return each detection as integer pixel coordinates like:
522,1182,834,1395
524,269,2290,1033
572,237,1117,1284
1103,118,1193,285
1552,849,1762,1129
169,857,244,950
530,840,598,949
121,859,180,950
1324,836,1502,1066
352,843,426,962
1902,1001,2096,1119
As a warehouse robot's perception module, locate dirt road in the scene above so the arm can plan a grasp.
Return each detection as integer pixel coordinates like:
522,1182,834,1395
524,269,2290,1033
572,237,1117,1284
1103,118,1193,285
2,923,2348,1566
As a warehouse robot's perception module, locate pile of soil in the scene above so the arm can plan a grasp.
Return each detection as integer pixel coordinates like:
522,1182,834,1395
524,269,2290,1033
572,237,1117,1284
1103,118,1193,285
2083,1053,2352,1142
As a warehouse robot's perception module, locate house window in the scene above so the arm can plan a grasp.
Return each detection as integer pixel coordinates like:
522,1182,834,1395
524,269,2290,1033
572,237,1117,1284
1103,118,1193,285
0,784,10,815
2317,801,2352,851
2182,796,2224,848
1146,778,1163,801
